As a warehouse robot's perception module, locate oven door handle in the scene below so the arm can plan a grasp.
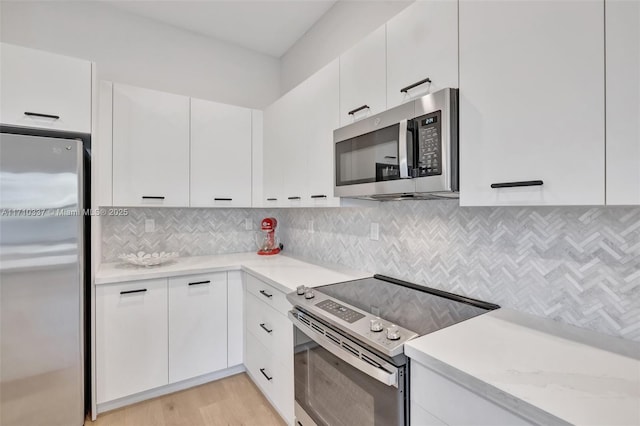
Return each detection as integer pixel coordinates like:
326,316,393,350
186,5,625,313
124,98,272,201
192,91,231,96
288,311,399,388
398,119,410,179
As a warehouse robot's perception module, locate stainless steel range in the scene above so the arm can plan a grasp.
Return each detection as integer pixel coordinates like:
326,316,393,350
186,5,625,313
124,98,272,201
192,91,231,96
287,274,499,426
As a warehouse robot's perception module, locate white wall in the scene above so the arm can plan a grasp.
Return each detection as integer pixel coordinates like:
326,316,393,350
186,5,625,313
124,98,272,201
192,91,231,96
0,1,281,109
280,0,413,94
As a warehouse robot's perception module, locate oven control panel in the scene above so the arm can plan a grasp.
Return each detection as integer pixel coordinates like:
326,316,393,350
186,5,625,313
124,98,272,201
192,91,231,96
316,299,365,323
414,110,442,177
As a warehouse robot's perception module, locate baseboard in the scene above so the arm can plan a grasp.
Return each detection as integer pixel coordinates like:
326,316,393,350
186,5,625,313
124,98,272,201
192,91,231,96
96,364,245,414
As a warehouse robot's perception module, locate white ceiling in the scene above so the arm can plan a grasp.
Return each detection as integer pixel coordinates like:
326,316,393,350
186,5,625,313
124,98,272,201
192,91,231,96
107,0,338,57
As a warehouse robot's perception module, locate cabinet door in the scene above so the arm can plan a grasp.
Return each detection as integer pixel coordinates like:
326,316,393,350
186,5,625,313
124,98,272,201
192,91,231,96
459,0,605,206
168,272,227,383
339,25,387,126
263,97,286,207
386,0,458,108
190,98,252,207
0,43,91,133
606,0,640,204
96,279,168,403
227,271,244,367
112,83,190,207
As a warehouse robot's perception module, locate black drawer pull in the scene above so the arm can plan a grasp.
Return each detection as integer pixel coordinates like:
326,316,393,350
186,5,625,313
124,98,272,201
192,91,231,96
266,198,278,201
348,105,370,115
400,77,432,93
288,196,301,200
120,289,147,295
490,180,544,189
142,196,165,200
259,368,273,381
24,111,60,120
310,195,327,199
214,198,232,201
259,323,273,333
259,290,273,298
188,280,210,286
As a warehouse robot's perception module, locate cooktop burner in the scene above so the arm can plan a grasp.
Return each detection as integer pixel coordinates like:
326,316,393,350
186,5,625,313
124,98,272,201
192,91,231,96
287,274,499,358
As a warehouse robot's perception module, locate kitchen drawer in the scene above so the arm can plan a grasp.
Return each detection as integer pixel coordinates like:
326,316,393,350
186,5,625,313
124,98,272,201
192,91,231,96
245,334,277,406
410,400,445,426
245,273,291,316
245,292,293,356
411,361,532,425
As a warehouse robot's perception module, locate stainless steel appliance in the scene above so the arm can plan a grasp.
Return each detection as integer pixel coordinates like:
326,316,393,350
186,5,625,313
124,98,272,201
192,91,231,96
0,127,88,426
334,88,458,200
287,275,499,426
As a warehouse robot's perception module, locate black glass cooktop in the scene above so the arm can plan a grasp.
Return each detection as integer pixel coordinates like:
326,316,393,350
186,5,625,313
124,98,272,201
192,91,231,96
317,275,499,336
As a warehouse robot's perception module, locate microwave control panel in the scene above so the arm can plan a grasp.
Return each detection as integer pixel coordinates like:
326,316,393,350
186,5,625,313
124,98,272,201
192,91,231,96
414,110,442,177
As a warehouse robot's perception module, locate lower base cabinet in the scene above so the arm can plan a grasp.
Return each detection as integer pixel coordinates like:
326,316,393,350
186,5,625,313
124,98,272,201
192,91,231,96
96,271,244,405
243,273,294,424
96,279,168,404
410,361,533,425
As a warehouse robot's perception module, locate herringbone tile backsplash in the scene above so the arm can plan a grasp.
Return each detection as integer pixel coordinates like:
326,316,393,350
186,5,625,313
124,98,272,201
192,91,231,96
102,201,640,341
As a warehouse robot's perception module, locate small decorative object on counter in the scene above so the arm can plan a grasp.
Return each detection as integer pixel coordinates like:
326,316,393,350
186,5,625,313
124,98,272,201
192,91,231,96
118,251,178,267
256,217,282,256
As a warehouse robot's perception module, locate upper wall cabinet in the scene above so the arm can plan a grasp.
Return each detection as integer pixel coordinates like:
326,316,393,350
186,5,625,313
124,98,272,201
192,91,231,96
339,25,387,127
262,60,340,207
112,83,190,207
459,0,605,206
606,0,640,205
0,43,91,133
386,0,459,108
190,99,252,207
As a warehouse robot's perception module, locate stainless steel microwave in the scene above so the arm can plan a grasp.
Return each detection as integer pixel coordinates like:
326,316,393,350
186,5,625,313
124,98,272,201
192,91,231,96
334,88,458,200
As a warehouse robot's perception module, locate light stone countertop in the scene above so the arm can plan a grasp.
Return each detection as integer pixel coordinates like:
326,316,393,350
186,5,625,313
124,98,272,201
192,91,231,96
95,252,370,294
405,308,640,426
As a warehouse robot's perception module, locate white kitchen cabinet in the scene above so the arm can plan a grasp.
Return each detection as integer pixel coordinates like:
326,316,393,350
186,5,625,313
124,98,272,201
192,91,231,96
112,83,190,207
459,0,605,206
386,0,458,108
339,25,387,126
606,0,640,205
96,279,168,403
168,272,227,383
263,97,287,207
190,98,252,207
411,361,533,425
227,271,244,367
0,43,91,133
243,273,294,424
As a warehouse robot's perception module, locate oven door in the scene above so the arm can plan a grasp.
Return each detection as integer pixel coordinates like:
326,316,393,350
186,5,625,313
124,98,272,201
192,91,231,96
289,310,406,426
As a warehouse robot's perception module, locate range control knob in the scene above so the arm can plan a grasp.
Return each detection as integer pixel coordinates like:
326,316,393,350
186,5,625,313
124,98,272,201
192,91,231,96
370,318,384,332
296,285,306,295
386,325,401,341
304,290,315,299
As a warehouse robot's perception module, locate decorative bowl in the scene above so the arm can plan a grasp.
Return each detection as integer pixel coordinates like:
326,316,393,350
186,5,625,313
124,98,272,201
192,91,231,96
118,251,178,267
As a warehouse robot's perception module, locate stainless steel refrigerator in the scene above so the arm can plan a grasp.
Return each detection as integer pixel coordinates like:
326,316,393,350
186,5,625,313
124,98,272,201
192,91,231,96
0,128,86,426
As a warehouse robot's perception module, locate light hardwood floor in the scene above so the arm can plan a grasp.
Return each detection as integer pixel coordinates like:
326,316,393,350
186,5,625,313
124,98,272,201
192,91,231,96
87,373,286,426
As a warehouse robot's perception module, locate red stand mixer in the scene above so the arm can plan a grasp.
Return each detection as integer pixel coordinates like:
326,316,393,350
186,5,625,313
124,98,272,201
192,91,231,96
256,217,281,256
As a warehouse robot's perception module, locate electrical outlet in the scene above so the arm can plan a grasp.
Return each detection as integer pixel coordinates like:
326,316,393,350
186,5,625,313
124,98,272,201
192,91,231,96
370,222,379,241
144,219,155,233
245,218,252,231
308,220,314,234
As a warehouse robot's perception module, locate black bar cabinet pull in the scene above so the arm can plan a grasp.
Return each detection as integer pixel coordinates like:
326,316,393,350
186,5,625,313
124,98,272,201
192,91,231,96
120,289,147,295
259,290,273,298
188,280,210,286
24,111,60,120
400,77,432,93
348,105,370,115
288,196,301,200
310,195,327,199
142,196,165,200
266,198,278,201
214,198,232,201
490,180,544,189
259,323,273,334
259,368,273,381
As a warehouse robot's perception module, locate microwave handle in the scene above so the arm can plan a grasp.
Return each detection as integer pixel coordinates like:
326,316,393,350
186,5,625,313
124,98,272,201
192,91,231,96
398,119,410,179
